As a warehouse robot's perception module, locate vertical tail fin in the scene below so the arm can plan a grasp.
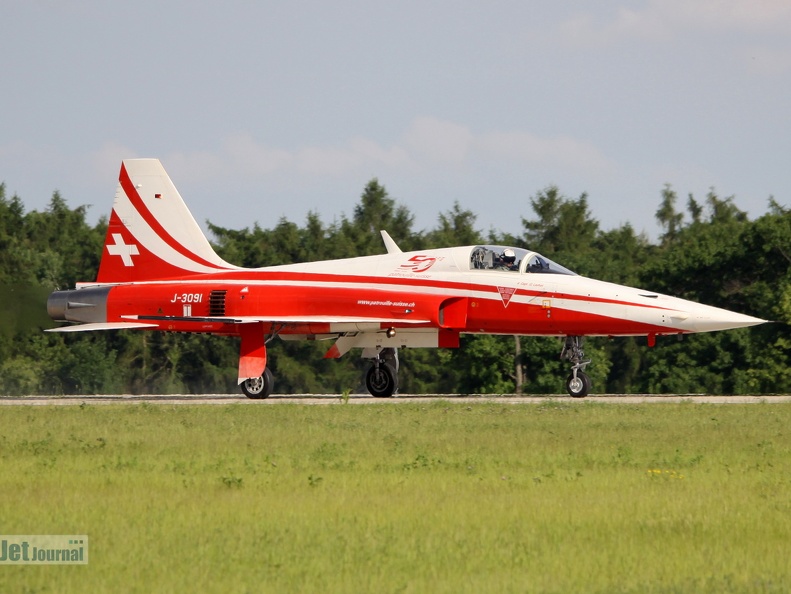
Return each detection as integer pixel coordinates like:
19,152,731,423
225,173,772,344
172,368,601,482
96,159,237,283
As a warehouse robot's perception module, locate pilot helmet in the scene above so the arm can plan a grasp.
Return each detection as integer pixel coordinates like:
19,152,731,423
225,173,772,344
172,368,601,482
502,248,516,264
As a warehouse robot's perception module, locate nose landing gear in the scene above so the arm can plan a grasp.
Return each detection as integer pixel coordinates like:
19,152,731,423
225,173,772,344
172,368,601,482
561,336,591,398
364,347,399,398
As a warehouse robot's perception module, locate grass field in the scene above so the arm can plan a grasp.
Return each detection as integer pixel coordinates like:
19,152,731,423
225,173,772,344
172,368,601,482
1,401,789,593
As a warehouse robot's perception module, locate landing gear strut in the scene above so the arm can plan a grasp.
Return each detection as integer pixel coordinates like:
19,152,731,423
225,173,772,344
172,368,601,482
364,347,399,398
241,367,274,399
561,336,591,398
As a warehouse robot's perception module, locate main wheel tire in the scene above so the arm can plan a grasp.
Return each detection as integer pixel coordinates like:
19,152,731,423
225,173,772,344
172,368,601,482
365,363,398,398
241,368,274,399
566,371,591,398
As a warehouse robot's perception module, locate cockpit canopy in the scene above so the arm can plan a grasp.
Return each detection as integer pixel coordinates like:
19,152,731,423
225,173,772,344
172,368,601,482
469,245,576,275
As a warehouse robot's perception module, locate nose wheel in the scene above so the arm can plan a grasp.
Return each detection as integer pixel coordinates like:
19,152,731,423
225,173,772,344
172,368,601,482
566,370,591,398
364,347,399,398
365,362,398,397
561,336,591,398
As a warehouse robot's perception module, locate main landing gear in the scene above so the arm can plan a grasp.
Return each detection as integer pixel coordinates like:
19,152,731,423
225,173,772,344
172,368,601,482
241,368,274,399
240,346,400,400
364,347,399,398
561,335,591,398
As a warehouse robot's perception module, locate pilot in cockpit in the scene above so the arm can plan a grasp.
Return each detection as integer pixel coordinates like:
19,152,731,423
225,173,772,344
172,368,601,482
496,248,519,271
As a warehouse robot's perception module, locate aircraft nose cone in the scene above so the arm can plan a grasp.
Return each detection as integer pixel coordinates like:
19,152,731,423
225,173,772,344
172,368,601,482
691,303,767,332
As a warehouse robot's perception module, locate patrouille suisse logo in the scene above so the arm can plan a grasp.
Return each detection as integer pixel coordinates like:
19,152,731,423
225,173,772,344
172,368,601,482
399,255,437,274
497,286,516,307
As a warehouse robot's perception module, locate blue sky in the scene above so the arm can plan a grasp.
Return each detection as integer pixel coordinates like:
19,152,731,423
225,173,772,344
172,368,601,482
2,0,789,242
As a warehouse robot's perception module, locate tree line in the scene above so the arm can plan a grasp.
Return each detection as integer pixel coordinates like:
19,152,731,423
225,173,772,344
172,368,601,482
0,178,788,395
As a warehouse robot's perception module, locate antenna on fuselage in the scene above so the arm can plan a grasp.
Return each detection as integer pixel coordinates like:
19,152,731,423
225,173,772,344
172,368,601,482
380,230,402,254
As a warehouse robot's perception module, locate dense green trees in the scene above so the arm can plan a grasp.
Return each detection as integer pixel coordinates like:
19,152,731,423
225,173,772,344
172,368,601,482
0,177,787,395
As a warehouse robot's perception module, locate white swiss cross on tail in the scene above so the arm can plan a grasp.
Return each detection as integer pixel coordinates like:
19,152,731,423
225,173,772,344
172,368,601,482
106,233,139,267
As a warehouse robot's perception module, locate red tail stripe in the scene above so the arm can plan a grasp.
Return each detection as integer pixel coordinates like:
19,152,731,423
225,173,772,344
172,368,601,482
119,163,229,272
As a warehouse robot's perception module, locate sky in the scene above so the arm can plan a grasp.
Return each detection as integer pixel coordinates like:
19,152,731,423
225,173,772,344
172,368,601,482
2,0,790,243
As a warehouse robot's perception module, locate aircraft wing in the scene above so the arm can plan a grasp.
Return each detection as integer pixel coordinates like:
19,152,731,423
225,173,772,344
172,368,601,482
119,314,433,325
48,315,435,331
46,321,159,332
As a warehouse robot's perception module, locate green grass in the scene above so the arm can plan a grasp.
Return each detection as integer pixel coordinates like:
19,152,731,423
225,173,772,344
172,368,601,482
1,401,790,593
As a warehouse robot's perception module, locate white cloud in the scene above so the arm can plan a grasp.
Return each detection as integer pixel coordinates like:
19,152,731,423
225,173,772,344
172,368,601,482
89,141,140,178
104,119,614,190
295,146,366,176
557,0,791,46
160,151,225,187
477,131,616,179
347,137,410,169
221,134,293,176
403,117,474,165
294,138,409,176
669,0,791,31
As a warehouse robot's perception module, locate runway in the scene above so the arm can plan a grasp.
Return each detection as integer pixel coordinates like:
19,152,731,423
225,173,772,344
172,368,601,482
1,394,790,405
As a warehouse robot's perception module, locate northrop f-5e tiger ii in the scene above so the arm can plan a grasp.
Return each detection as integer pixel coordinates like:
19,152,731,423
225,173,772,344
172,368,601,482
46,159,766,397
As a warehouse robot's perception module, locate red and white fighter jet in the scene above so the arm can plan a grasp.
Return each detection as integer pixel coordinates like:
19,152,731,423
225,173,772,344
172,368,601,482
47,159,765,397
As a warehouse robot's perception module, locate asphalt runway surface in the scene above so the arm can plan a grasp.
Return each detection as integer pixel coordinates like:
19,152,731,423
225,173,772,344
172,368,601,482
2,394,791,405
